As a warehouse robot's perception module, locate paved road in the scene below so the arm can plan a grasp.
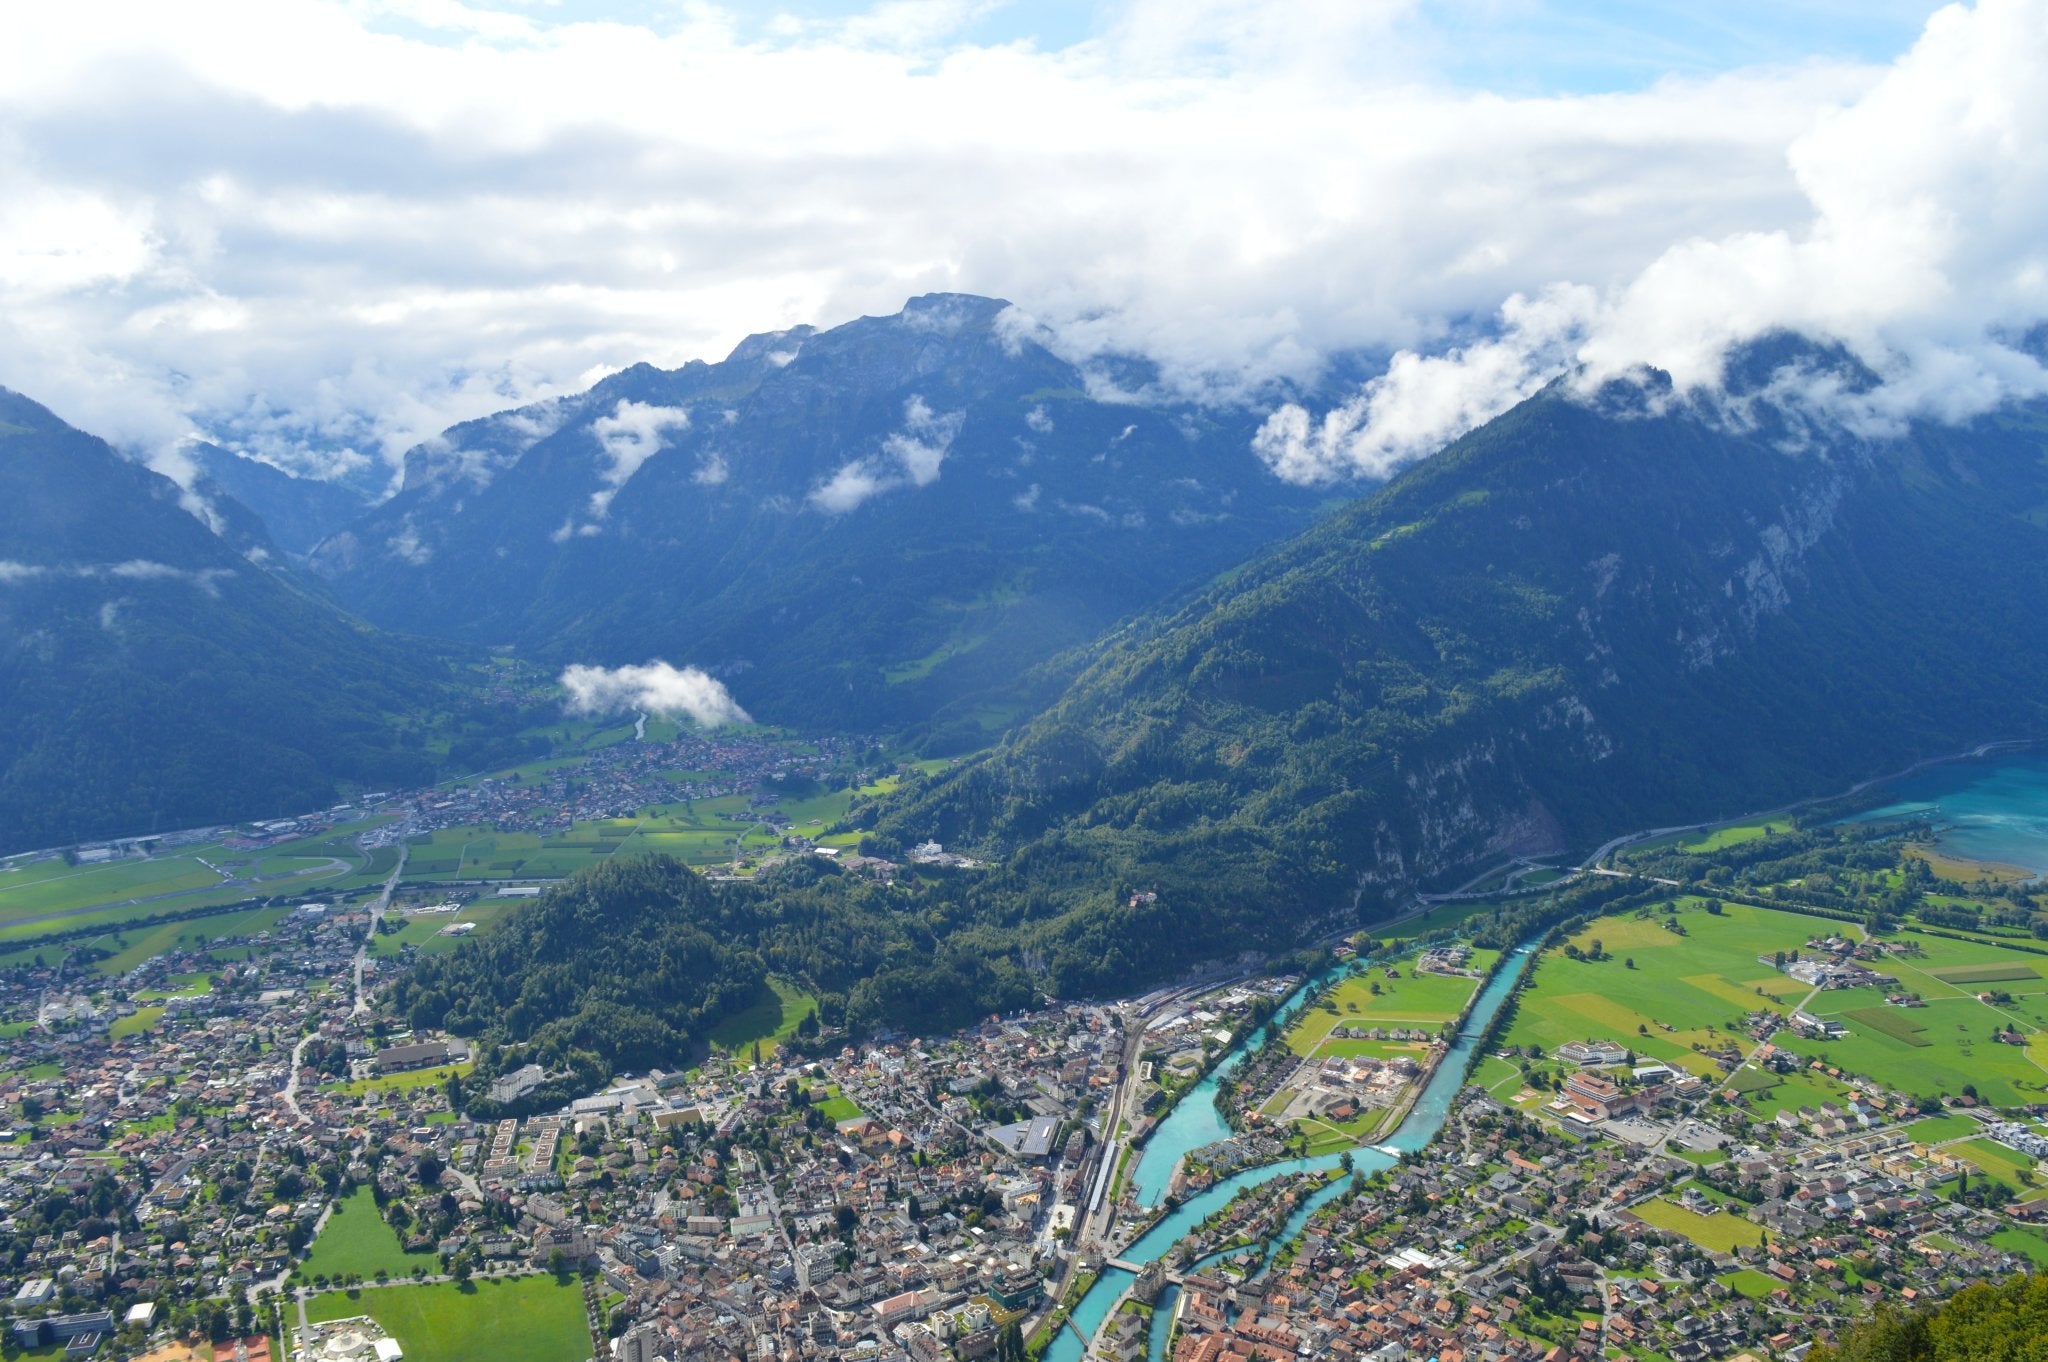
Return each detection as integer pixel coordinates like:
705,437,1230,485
353,846,408,1016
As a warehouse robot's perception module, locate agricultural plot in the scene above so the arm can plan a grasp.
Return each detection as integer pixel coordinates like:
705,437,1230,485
1502,901,1816,1072
304,1276,589,1362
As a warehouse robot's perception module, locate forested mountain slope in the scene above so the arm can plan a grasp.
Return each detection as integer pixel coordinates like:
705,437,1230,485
0,389,482,849
860,371,2048,987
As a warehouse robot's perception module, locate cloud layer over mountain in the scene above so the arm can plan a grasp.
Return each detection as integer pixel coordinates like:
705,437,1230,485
0,0,2040,483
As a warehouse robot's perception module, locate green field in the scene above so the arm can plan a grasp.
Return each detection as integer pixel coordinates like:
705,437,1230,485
0,854,227,921
1950,1138,2044,1196
1787,930,2048,1106
1720,1269,1782,1299
1629,1196,1765,1251
1990,1227,2048,1268
0,902,292,975
1901,1114,1982,1144
1502,900,1813,1075
815,1092,862,1123
305,1276,589,1362
1503,902,2048,1107
371,902,519,958
298,1187,439,1281
109,1006,164,1039
402,798,776,881
325,1063,472,1099
707,976,818,1062
1284,960,1488,1058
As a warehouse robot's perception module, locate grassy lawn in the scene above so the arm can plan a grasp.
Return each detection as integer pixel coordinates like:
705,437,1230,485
1901,1114,1982,1144
0,854,227,921
325,1063,472,1099
370,902,518,958
1721,1269,1782,1299
0,902,292,975
816,1093,861,1123
706,976,818,1062
109,1006,164,1039
1990,1227,2048,1268
306,1276,588,1362
299,1187,439,1281
1471,1053,1530,1098
1629,1197,1764,1252
1951,1138,2044,1196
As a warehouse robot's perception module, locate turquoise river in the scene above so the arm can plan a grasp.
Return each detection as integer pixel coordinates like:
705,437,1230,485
1045,938,1542,1362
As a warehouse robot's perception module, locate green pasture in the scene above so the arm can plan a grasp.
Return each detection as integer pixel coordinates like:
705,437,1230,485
1283,960,1486,1058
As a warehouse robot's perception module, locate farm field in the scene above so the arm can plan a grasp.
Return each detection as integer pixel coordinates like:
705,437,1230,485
1503,901,2048,1107
298,1187,439,1282
1628,1197,1764,1252
304,1276,589,1362
1501,900,1815,1074
1782,930,2048,1107
1283,957,1491,1059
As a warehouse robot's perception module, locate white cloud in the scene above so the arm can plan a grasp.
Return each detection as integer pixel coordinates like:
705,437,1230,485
1266,0,2048,480
882,395,965,486
0,0,1868,472
1254,285,1598,482
0,0,2036,482
692,450,729,486
586,398,689,518
558,660,751,727
0,559,234,594
808,394,965,512
810,460,892,515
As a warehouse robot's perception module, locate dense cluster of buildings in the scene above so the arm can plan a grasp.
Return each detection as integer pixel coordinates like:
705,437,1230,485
1153,1088,2041,1362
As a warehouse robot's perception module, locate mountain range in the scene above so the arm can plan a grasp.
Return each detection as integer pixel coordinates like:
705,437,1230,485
12,307,2048,1016
306,294,1327,743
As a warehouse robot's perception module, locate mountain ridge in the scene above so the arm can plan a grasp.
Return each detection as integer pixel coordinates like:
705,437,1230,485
308,294,1330,743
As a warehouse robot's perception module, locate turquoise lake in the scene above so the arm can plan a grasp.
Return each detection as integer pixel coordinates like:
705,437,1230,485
1850,752,2048,874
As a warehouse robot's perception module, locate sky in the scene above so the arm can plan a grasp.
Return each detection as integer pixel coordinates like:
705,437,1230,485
1,0,2043,489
